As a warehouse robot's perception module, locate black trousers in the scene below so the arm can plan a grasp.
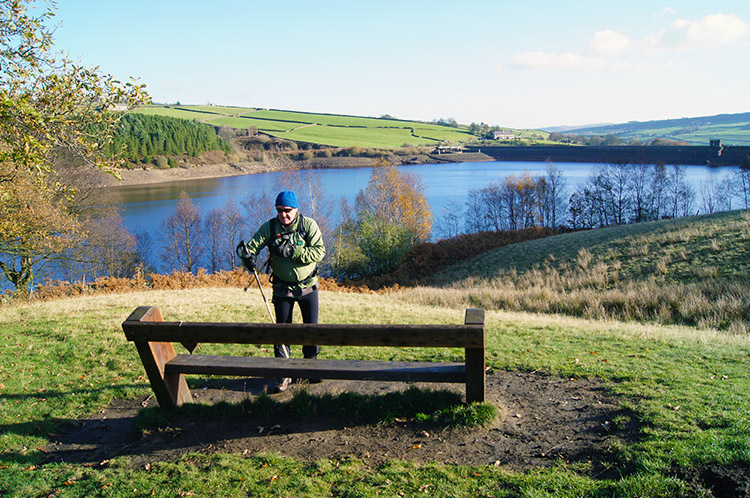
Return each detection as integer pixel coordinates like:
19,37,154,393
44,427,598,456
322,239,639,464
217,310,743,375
272,287,320,359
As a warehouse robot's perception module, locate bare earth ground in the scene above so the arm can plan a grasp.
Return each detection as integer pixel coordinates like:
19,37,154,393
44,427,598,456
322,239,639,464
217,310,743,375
46,371,635,475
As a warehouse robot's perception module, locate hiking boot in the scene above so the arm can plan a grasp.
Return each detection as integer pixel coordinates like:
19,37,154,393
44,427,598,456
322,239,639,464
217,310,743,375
272,377,291,393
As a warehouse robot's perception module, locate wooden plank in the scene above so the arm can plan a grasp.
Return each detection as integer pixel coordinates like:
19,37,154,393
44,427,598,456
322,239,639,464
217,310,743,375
166,354,466,383
123,320,484,348
463,308,486,403
128,307,192,409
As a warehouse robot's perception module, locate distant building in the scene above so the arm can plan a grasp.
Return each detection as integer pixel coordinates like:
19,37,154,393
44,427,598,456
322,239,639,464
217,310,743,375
492,130,516,140
433,145,464,154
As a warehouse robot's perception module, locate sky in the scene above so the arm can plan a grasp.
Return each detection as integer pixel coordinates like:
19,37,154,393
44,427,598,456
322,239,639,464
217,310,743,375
50,0,750,130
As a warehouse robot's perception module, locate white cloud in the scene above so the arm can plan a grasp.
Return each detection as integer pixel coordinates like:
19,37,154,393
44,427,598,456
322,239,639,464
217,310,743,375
643,13,749,52
588,29,632,56
660,6,677,16
513,51,603,71
682,13,749,47
510,12,750,72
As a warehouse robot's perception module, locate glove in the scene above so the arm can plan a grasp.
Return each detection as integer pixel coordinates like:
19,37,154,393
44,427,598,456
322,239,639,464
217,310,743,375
235,241,257,271
241,252,257,272
270,236,294,258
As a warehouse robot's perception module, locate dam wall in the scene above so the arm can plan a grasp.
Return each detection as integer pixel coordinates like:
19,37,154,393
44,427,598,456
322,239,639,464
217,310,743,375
465,145,750,167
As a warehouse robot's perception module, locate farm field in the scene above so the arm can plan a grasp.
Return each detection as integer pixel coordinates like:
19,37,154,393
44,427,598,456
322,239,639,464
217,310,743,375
132,105,500,149
564,112,750,146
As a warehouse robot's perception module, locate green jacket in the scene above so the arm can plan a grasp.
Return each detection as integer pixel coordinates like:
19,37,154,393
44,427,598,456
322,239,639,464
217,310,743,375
246,214,325,292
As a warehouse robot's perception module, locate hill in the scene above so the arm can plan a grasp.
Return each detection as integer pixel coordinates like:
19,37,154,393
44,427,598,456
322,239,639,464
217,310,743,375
555,111,750,146
399,210,750,331
133,104,550,149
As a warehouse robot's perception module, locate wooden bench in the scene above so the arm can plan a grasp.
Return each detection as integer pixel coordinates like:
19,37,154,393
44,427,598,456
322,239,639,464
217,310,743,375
122,306,486,409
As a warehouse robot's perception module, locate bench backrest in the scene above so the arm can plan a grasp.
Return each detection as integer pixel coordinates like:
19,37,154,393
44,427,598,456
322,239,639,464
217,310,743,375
122,306,485,348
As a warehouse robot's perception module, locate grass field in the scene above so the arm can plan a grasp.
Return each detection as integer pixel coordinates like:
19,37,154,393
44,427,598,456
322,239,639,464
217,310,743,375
2,210,750,496
565,113,750,146
1,288,749,496
132,105,489,149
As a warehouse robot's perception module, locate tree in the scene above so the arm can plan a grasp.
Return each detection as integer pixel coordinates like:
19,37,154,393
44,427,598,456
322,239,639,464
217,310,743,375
434,200,464,239
665,164,695,218
734,161,750,209
354,159,432,243
161,192,204,273
204,207,225,273
52,210,139,281
541,161,567,228
332,159,432,279
0,176,84,290
0,0,148,292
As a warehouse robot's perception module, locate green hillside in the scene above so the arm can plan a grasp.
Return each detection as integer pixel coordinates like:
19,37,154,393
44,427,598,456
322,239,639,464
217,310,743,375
132,105,547,149
410,210,750,331
560,112,750,146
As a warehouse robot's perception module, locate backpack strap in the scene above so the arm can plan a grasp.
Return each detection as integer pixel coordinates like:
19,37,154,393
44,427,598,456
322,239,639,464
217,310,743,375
268,214,308,245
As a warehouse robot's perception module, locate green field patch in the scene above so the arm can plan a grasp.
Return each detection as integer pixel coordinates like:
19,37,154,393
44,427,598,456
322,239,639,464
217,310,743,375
131,106,216,121
183,105,255,116
250,109,416,128
280,124,437,148
208,116,302,132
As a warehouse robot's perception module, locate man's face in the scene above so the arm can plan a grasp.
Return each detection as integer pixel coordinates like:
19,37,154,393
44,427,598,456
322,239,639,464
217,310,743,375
276,205,297,226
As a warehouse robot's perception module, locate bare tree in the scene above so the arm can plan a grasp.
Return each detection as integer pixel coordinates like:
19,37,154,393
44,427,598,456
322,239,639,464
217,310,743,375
630,163,652,222
734,164,750,209
204,207,225,273
666,165,695,218
542,161,567,228
161,191,204,273
650,163,668,220
435,200,464,239
223,198,244,269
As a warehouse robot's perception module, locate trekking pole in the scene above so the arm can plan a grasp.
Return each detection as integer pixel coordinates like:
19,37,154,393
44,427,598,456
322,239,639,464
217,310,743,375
236,241,275,323
253,264,275,324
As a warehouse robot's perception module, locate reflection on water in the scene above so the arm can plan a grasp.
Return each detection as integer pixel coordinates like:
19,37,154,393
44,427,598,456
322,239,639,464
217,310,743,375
112,160,738,243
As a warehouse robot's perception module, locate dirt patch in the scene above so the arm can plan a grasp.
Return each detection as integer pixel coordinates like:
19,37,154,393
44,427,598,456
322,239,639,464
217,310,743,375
46,371,635,473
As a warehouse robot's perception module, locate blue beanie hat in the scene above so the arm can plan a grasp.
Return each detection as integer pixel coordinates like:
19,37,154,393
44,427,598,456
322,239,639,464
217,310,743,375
275,190,299,209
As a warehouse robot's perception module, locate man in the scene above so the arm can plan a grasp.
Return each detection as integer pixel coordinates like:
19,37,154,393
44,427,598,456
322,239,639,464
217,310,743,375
239,190,326,393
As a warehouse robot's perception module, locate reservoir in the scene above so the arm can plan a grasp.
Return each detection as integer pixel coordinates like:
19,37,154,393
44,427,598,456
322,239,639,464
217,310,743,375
114,160,739,244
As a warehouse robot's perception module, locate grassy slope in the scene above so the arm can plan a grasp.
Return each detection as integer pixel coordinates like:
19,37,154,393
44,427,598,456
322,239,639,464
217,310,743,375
563,112,750,146
428,210,749,283
408,210,750,330
2,213,750,496
132,105,507,149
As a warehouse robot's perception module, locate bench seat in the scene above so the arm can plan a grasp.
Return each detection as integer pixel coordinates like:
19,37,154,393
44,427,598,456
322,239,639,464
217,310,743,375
166,354,466,383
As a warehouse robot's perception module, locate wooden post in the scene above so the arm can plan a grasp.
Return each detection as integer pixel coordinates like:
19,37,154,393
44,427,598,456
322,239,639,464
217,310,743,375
463,308,486,403
126,306,192,409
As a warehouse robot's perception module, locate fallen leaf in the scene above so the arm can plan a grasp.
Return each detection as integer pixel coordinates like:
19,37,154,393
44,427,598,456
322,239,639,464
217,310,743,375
408,444,422,450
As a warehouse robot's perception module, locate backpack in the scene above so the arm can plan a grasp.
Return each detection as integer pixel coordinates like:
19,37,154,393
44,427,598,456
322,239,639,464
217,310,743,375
268,214,308,245
267,214,318,286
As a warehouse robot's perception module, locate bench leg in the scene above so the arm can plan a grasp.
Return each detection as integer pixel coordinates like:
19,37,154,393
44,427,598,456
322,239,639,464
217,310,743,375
464,308,486,403
134,341,192,409
129,307,192,409
465,347,485,403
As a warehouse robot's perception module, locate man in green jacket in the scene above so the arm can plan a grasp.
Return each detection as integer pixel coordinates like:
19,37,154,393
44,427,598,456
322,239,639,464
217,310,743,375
241,190,326,393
